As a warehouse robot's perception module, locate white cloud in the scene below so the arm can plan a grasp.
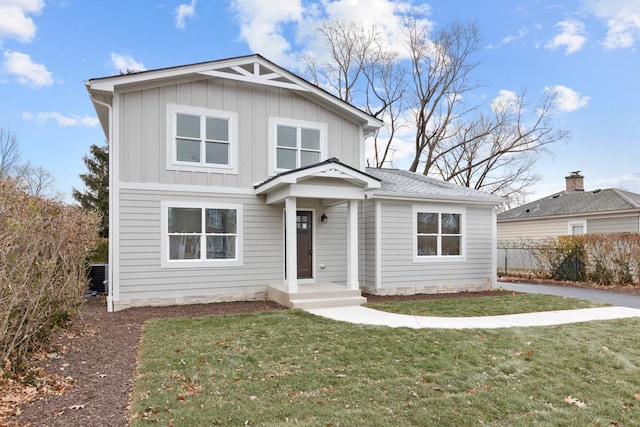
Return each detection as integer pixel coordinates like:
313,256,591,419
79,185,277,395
545,85,590,112
22,111,99,127
583,0,640,49
229,0,432,67
175,0,196,30
546,20,586,54
502,27,528,44
0,0,44,43
110,52,146,74
491,89,520,113
3,50,52,87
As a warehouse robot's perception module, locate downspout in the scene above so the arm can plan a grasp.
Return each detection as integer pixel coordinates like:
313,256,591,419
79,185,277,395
89,93,114,312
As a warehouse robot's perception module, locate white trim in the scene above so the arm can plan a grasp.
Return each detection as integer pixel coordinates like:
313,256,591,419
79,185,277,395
375,199,382,289
269,117,328,174
119,181,255,195
568,219,587,235
372,191,504,206
166,104,238,174
346,199,359,289
492,206,498,288
412,204,467,263
160,201,243,268
110,94,121,312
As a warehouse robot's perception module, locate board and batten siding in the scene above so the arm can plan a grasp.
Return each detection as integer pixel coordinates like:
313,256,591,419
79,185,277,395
117,188,283,304
116,79,363,189
377,202,494,292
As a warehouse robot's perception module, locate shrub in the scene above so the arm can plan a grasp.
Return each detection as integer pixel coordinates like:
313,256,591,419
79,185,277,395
0,180,99,374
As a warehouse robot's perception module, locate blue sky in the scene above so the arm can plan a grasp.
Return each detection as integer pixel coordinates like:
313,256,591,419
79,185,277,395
1,0,639,203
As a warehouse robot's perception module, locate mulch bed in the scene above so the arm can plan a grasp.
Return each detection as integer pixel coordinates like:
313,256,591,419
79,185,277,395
3,283,633,426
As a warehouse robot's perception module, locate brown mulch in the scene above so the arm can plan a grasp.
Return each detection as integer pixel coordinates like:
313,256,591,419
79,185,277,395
3,283,630,426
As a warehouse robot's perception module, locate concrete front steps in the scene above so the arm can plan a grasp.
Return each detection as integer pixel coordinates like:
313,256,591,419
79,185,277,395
267,283,367,309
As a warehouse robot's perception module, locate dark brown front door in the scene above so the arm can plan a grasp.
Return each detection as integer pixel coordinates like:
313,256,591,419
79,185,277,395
296,211,313,279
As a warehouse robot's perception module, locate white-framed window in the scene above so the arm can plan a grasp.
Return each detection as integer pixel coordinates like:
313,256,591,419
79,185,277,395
413,204,466,262
269,117,327,172
166,104,237,173
568,220,586,235
161,201,243,268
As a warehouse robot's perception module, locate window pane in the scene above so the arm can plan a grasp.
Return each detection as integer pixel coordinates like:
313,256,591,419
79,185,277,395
417,212,438,234
301,129,320,150
277,126,297,147
206,118,228,141
177,139,200,162
442,213,461,234
169,235,201,259
207,236,236,259
205,209,237,233
300,150,320,167
277,148,297,169
417,236,438,256
442,236,461,255
206,142,229,165
168,208,201,233
176,114,200,138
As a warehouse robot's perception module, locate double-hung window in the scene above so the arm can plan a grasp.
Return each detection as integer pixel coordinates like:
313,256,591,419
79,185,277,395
167,104,237,173
271,118,326,171
161,202,243,268
414,205,465,260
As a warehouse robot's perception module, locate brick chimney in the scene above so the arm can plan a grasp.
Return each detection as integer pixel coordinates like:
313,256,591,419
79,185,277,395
565,171,584,191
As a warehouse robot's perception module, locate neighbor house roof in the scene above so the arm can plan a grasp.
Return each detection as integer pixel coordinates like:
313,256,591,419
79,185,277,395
366,168,506,205
498,188,640,221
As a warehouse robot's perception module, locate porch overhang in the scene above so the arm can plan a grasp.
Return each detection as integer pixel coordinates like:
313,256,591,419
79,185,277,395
254,158,381,205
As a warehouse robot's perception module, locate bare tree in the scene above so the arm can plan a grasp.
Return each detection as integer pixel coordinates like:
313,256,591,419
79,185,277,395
0,128,21,178
299,15,569,203
405,18,483,174
435,89,569,198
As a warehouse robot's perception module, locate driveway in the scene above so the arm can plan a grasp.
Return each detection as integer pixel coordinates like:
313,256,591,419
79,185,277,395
496,280,640,309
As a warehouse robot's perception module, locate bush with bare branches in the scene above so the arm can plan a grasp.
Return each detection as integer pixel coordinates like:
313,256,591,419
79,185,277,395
0,179,99,374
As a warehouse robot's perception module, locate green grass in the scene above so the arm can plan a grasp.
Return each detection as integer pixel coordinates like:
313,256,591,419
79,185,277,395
366,293,606,317
130,301,640,427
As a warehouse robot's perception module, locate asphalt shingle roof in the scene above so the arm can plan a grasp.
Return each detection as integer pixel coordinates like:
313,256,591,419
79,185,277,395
498,188,640,221
366,168,504,204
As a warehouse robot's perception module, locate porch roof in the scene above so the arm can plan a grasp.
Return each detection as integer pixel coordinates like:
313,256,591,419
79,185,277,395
254,158,381,205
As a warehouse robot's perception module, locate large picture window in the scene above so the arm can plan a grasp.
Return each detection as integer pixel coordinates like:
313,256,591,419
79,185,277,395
414,205,465,260
271,118,326,172
161,202,243,268
167,104,237,173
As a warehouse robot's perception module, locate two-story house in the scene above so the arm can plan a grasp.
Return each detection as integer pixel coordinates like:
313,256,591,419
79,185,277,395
86,54,504,312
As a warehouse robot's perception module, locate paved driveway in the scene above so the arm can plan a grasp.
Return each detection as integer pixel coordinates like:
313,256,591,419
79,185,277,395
497,281,640,309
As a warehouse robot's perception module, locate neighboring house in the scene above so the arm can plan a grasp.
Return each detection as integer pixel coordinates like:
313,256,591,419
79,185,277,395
498,172,640,241
86,54,504,312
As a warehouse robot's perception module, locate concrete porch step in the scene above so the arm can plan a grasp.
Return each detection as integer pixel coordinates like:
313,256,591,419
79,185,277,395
267,284,367,309
289,296,368,310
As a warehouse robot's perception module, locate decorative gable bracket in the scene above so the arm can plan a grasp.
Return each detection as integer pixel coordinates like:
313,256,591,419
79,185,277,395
199,62,307,91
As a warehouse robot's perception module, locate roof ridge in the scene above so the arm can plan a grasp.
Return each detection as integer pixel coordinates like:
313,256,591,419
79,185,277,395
611,188,640,208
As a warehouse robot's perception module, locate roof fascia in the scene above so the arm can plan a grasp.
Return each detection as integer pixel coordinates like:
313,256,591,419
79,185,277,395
498,208,640,223
370,191,506,206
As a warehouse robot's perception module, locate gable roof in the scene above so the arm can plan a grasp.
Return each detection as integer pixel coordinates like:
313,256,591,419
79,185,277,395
85,54,383,136
366,168,506,205
498,188,640,221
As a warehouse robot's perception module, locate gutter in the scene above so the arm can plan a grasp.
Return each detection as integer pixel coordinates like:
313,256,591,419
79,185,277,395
88,92,115,313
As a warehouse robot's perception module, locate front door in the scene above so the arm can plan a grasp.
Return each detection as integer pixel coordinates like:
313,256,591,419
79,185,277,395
296,211,313,279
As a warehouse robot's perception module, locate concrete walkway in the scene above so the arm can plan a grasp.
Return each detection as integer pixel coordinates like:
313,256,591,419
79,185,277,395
306,282,640,329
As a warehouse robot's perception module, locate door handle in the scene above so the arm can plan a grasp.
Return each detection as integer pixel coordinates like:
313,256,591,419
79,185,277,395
309,248,313,256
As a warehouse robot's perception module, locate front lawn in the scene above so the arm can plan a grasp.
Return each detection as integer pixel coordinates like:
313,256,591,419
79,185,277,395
366,293,606,316
131,300,640,426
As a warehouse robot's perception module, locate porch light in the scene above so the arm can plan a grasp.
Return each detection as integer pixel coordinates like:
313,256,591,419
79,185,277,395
320,213,328,223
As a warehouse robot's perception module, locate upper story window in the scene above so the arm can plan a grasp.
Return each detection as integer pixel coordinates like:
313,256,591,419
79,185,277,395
167,104,237,173
413,204,466,262
270,118,327,172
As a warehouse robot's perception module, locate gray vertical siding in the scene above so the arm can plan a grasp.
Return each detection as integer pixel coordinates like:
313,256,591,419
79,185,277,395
117,79,363,188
